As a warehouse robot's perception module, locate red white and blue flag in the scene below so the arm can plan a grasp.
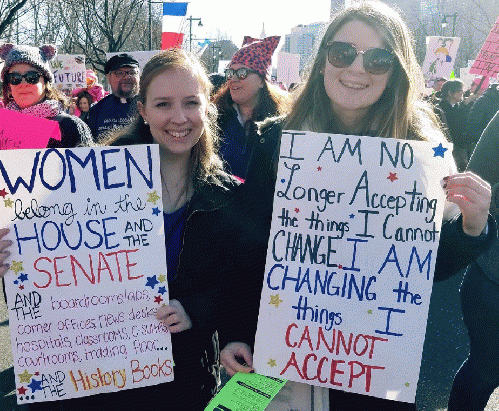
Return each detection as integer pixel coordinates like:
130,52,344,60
162,2,188,50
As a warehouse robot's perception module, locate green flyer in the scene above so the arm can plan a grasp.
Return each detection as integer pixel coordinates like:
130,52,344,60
205,373,287,411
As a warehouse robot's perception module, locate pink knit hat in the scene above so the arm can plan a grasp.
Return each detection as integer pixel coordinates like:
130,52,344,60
230,36,280,78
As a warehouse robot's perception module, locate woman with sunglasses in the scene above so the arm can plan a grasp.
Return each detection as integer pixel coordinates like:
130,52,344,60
220,2,493,410
213,36,290,180
0,43,91,148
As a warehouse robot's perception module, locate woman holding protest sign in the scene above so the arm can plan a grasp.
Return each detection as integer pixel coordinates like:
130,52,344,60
0,48,263,410
220,2,494,410
0,43,91,148
213,36,290,180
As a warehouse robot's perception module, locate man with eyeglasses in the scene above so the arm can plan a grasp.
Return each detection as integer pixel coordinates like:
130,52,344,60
86,53,140,141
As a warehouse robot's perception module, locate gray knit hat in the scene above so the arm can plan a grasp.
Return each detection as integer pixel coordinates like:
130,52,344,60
0,43,57,83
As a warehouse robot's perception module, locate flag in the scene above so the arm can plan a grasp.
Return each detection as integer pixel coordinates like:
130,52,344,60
196,39,211,57
162,2,188,50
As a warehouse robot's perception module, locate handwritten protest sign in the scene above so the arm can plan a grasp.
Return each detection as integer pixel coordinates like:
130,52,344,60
253,132,453,403
0,109,61,149
422,36,460,87
1,145,173,404
50,54,86,90
470,16,499,78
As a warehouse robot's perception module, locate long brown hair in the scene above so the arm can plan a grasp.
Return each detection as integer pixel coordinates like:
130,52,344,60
286,1,445,142
101,48,226,184
213,77,290,123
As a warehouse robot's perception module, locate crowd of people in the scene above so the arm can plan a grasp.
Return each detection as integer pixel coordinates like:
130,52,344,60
1,1,499,410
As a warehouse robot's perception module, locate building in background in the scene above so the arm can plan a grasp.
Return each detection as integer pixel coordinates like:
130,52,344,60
282,22,327,71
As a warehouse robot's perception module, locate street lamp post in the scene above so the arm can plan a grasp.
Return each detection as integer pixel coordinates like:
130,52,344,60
211,45,222,72
186,16,203,52
148,0,163,50
441,13,458,36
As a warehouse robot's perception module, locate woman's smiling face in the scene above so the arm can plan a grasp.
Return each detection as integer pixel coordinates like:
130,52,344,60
323,20,392,123
138,68,208,158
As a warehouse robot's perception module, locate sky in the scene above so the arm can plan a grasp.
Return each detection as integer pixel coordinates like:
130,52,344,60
176,0,333,52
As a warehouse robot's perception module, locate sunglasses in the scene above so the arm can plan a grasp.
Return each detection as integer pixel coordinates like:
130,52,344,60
225,67,260,80
5,71,44,85
324,41,394,75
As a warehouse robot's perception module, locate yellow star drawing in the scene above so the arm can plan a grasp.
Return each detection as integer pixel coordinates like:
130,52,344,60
157,274,166,283
269,294,283,308
18,369,33,383
10,261,24,274
267,359,277,367
147,191,161,205
405,382,410,387
4,198,13,207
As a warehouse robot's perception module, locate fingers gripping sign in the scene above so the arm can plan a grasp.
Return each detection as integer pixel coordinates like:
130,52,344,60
443,172,492,236
156,299,192,333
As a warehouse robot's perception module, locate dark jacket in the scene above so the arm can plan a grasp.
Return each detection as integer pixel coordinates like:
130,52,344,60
437,99,472,149
467,110,499,285
217,106,260,180
86,94,139,142
466,84,499,151
47,112,92,148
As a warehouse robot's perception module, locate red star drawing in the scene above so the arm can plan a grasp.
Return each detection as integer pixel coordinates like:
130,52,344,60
34,372,39,375
317,166,322,171
294,208,300,213
338,264,343,269
387,172,398,182
0,188,7,198
19,285,24,290
154,295,163,304
17,386,27,395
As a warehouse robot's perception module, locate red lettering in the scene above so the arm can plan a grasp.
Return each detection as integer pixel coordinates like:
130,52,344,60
285,323,298,348
54,256,71,286
302,353,317,381
298,326,313,350
317,356,329,383
330,359,345,387
71,254,95,284
280,351,304,379
97,252,113,282
316,327,335,353
33,257,52,288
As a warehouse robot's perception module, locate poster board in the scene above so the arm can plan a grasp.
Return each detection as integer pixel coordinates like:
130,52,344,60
469,16,499,78
253,131,452,404
1,145,174,404
422,36,461,87
277,52,301,88
0,109,61,149
50,54,86,91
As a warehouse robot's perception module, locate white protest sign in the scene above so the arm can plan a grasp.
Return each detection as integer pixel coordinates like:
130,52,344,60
253,132,453,403
422,36,461,86
106,51,161,70
50,54,86,90
1,145,173,404
277,52,301,88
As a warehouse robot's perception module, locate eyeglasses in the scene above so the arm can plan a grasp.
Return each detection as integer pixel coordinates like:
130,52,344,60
225,67,260,80
324,41,395,75
112,69,139,79
5,71,43,85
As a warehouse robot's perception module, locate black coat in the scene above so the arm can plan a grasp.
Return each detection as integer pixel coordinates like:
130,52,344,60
46,112,92,149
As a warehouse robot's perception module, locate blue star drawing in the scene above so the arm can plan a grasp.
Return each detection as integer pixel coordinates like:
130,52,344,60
432,143,448,158
18,273,28,282
280,179,285,183
145,275,159,289
13,280,18,285
349,214,355,219
152,207,161,216
28,379,42,393
158,286,167,295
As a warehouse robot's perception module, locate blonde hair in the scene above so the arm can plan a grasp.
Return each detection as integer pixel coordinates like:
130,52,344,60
286,1,445,142
103,48,225,184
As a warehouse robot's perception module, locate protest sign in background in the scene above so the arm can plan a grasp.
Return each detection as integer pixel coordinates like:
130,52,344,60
277,52,301,89
422,36,460,86
1,145,173,404
470,16,499,79
0,109,61,150
253,131,453,403
50,54,86,91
